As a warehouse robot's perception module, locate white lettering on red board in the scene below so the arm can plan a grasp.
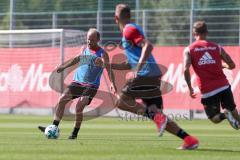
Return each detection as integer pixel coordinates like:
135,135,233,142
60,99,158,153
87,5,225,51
0,64,51,92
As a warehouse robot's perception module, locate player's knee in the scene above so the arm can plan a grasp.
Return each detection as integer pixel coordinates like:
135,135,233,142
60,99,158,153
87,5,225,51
115,95,131,109
79,96,90,106
59,94,71,104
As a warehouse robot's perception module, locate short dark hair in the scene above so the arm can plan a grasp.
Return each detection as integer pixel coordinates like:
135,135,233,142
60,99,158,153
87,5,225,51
115,4,131,19
193,21,208,34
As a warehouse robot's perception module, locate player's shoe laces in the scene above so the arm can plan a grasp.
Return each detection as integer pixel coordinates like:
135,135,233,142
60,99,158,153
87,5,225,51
225,110,239,130
38,126,46,132
153,113,168,137
178,136,199,150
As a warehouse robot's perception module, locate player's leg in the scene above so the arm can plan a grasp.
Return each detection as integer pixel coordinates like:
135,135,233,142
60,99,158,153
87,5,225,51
68,96,90,139
69,86,98,139
142,97,168,136
142,97,199,150
115,93,145,114
201,92,231,124
53,89,74,123
115,94,168,137
38,88,74,132
52,82,84,127
116,77,168,135
38,82,82,133
201,95,224,124
221,87,240,129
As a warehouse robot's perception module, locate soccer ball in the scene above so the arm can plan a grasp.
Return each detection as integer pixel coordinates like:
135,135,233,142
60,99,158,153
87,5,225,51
44,125,60,139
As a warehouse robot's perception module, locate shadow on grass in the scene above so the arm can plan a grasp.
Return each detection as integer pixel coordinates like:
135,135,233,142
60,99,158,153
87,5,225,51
197,148,240,153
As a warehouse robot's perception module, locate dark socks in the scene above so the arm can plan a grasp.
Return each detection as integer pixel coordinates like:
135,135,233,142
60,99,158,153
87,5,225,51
52,120,60,126
177,129,189,140
72,127,80,136
144,107,156,120
68,128,79,140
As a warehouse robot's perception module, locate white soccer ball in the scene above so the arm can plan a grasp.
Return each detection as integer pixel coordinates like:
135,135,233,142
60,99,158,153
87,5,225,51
44,125,60,139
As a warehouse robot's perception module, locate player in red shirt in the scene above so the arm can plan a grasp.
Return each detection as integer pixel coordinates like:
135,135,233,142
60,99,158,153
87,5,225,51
184,21,240,129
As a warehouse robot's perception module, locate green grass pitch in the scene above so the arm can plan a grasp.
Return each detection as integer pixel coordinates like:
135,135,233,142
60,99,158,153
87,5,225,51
0,114,240,160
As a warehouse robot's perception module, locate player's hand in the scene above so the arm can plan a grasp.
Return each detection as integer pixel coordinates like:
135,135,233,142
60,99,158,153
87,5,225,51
189,88,197,98
57,66,65,73
94,57,104,68
110,83,117,94
222,62,228,69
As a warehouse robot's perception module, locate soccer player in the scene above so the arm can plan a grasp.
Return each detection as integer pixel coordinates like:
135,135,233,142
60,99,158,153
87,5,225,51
38,28,117,139
183,21,240,129
112,4,199,150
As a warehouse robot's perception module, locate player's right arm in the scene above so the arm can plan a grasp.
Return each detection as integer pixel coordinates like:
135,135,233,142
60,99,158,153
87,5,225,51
57,56,80,73
111,61,131,70
220,47,236,70
57,46,85,73
102,51,117,94
183,47,196,98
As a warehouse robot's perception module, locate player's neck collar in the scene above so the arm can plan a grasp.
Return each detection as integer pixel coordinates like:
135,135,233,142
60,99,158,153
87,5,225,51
88,46,100,54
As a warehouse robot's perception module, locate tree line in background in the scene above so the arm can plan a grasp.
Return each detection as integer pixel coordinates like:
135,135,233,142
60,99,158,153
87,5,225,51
1,0,240,13
0,0,240,45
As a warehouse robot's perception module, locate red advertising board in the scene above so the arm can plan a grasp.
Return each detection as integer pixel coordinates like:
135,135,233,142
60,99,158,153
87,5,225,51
0,46,239,110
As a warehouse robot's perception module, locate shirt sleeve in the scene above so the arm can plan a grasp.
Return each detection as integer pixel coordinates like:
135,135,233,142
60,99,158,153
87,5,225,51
123,25,144,45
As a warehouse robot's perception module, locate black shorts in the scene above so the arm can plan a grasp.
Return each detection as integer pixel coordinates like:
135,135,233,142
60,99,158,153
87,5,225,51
67,82,98,105
201,86,236,119
121,76,163,110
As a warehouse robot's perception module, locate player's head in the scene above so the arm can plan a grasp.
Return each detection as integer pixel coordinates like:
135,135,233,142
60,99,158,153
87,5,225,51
193,21,208,40
87,28,100,49
115,4,131,26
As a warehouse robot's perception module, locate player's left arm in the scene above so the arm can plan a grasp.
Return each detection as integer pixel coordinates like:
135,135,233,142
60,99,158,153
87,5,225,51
102,51,117,93
135,39,153,73
123,26,153,76
220,47,236,70
57,46,85,73
183,48,196,98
